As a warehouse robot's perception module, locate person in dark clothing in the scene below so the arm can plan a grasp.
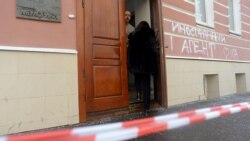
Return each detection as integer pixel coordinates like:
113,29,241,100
128,21,157,114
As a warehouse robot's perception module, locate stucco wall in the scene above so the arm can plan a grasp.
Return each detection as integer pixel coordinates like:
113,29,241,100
162,0,250,106
0,51,79,135
0,0,78,135
0,0,76,49
166,58,250,106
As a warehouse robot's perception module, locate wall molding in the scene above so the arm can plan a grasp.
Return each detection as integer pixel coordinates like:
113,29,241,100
162,2,195,17
166,55,250,63
0,45,78,54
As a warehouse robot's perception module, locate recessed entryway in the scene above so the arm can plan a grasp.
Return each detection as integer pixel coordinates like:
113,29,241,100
203,74,220,100
126,0,153,104
235,73,247,94
125,0,165,105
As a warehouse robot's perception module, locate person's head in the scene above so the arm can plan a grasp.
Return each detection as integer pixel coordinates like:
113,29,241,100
125,11,131,24
136,21,150,30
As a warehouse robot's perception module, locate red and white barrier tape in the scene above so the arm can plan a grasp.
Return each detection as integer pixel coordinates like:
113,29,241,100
82,105,250,141
1,102,250,141
71,102,250,136
65,105,250,141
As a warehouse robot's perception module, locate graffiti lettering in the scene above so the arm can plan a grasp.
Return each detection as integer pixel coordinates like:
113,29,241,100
172,22,226,43
224,47,238,60
182,39,216,58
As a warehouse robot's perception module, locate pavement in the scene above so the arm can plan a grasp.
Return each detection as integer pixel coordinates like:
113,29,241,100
16,93,250,141
79,93,250,141
128,93,250,141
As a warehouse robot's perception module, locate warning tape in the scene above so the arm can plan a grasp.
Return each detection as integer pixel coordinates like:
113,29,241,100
71,101,250,136
64,105,250,141
1,102,250,141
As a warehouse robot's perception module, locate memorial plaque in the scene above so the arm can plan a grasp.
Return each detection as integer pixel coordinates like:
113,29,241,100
16,0,61,22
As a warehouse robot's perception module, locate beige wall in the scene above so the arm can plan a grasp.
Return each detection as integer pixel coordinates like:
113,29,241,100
0,51,79,135
0,0,76,49
166,58,250,106
135,0,151,26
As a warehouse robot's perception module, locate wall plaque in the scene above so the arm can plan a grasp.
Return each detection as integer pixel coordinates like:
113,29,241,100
16,0,61,22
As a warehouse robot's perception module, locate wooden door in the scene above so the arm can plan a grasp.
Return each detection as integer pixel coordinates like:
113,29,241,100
85,0,128,112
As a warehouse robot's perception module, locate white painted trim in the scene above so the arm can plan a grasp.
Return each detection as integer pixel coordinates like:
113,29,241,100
195,0,215,27
241,13,250,18
214,21,229,28
214,1,229,9
162,2,195,17
184,0,195,5
229,30,242,36
0,46,78,54
242,30,250,34
166,55,250,63
196,21,215,29
242,21,250,26
214,11,229,18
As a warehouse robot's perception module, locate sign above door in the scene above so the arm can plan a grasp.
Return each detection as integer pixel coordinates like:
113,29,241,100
16,0,61,22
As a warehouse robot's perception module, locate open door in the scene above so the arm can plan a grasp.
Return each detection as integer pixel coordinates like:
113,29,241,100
85,0,128,112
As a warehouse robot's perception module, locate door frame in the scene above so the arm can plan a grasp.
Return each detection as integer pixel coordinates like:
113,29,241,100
76,0,168,123
76,0,86,122
150,0,168,107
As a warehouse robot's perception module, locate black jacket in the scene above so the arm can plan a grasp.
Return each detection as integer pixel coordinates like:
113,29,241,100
128,27,157,74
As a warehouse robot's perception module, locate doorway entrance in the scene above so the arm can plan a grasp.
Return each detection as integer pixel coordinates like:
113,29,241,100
126,0,155,104
126,0,166,106
77,0,166,122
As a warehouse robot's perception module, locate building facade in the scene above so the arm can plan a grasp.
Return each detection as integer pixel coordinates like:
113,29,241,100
163,0,250,105
0,0,79,135
0,0,250,135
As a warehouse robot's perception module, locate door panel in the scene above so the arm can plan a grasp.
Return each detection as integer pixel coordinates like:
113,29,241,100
85,0,128,112
93,66,122,98
93,45,120,59
93,0,120,39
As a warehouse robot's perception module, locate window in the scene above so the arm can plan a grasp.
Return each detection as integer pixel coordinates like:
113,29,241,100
195,0,214,27
228,0,241,34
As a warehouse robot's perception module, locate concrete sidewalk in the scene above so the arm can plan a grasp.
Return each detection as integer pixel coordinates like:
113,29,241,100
80,92,250,125
14,93,250,141
78,93,250,141
129,93,250,141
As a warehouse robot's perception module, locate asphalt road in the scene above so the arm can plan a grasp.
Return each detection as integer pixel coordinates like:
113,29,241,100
129,93,250,141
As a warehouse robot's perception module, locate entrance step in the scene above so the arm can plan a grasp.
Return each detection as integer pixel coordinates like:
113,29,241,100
87,102,161,122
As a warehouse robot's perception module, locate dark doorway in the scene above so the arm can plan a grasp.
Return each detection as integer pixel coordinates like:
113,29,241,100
125,0,166,106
